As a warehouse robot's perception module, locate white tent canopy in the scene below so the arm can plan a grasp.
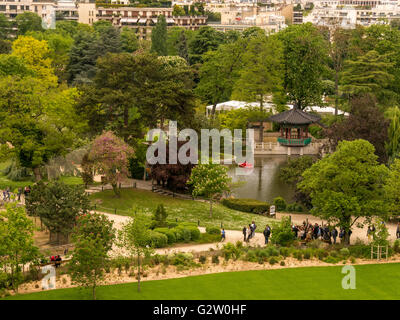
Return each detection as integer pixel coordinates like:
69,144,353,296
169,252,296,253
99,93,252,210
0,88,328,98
206,100,349,117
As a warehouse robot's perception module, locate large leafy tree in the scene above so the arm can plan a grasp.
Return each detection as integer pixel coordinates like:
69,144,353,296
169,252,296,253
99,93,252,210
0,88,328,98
0,76,83,180
25,181,91,244
385,159,400,217
11,35,58,84
188,26,225,64
120,27,139,53
232,35,284,108
188,164,231,217
298,139,389,244
325,94,390,163
385,106,400,161
69,213,116,300
151,15,167,56
88,131,134,197
15,12,43,35
0,204,40,293
340,50,394,104
196,38,247,118
278,23,329,109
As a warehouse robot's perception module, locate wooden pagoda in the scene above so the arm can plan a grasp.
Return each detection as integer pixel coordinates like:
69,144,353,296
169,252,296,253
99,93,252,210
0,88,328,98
267,107,321,147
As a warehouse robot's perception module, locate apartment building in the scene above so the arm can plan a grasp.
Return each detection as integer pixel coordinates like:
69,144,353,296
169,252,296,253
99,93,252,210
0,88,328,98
304,0,400,28
206,3,289,33
77,4,207,39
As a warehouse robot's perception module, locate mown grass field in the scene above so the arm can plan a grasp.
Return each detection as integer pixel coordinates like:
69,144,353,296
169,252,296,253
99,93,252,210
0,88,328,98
5,263,400,300
90,188,275,231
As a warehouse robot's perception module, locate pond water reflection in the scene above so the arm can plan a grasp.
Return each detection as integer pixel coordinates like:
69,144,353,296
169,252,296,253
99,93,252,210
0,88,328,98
228,155,295,203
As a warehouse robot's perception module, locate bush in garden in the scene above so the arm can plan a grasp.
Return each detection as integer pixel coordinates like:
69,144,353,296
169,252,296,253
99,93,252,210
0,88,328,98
293,250,303,261
315,248,329,260
199,255,207,264
280,261,285,266
303,248,313,259
279,247,290,257
148,230,168,248
271,216,294,247
265,246,279,257
269,256,279,265
348,244,371,259
273,197,287,211
187,226,201,241
154,228,176,244
222,198,269,214
323,255,341,264
394,239,400,253
245,250,257,262
150,204,168,229
286,203,304,212
211,255,220,264
222,242,242,261
339,247,350,257
206,226,221,235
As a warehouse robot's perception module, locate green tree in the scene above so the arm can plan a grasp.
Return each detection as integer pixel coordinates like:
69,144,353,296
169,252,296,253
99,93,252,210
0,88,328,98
196,38,247,117
188,26,225,64
386,159,400,217
278,23,329,109
172,4,185,16
120,212,154,292
151,15,167,56
0,204,39,292
177,30,189,62
69,212,116,300
188,163,231,217
25,181,91,243
0,13,11,39
120,27,139,53
385,106,400,161
298,139,389,244
340,50,394,102
15,12,43,35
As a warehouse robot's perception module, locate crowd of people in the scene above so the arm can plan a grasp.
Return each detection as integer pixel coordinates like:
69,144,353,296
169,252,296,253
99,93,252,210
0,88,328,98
1,185,31,202
291,221,350,244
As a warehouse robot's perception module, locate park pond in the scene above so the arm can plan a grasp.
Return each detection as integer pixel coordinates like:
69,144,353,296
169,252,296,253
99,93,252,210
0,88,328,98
228,155,295,203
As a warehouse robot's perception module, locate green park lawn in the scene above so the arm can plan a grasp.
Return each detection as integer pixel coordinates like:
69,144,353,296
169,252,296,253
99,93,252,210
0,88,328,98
90,188,275,231
0,161,85,190
5,263,400,300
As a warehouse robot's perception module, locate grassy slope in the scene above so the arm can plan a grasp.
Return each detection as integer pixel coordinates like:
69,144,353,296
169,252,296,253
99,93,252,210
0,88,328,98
90,188,275,231
0,161,84,189
6,263,400,300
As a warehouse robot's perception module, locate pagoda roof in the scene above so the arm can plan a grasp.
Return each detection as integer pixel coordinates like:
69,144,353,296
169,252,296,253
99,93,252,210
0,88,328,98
267,107,321,125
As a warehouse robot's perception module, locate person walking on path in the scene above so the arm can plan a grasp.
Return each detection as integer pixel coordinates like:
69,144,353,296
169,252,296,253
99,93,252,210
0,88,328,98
263,225,271,245
246,224,252,242
397,223,400,239
221,228,226,242
242,226,247,242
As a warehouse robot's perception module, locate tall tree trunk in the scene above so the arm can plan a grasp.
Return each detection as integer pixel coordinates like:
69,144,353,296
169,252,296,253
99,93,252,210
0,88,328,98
137,254,141,292
335,70,339,116
259,97,264,143
93,279,96,300
211,103,217,119
112,183,120,197
33,167,42,181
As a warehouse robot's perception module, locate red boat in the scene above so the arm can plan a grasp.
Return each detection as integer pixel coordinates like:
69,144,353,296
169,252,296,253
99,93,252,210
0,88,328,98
238,161,253,168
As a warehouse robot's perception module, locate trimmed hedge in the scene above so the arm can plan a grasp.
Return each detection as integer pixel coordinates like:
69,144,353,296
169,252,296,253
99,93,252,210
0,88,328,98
154,223,201,246
273,197,287,211
148,230,168,248
206,226,221,235
154,228,176,244
222,198,269,214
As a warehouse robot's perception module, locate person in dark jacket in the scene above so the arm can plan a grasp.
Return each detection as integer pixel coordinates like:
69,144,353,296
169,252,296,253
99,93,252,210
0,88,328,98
263,225,271,244
331,227,338,244
242,226,247,241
